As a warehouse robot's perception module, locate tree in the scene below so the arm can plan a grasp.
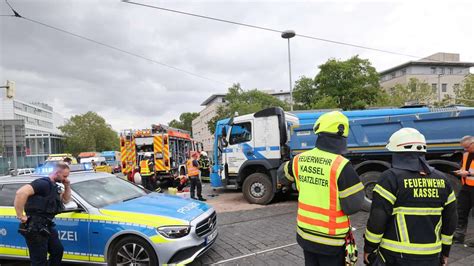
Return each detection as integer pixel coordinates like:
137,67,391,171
207,84,289,134
168,112,199,133
59,112,119,156
293,76,318,110
385,78,435,106
314,56,384,110
455,74,474,107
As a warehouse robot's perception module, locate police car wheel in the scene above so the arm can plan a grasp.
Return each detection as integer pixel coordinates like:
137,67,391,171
243,173,274,205
108,236,158,266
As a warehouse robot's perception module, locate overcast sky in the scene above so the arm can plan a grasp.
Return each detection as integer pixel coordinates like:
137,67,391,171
1,0,473,131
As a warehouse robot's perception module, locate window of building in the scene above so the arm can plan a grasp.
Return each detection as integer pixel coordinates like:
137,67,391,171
448,68,453,74
391,72,396,79
229,122,252,145
0,184,24,206
432,84,437,93
439,67,445,74
431,67,436,74
401,69,406,75
442,83,447,92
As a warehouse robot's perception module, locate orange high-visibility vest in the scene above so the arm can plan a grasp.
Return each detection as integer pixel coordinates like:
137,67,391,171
187,159,200,177
140,160,152,176
461,152,474,186
293,148,350,246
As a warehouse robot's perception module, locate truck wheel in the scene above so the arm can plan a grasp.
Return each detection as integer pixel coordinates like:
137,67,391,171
359,171,382,212
108,236,158,266
242,173,274,205
445,173,461,195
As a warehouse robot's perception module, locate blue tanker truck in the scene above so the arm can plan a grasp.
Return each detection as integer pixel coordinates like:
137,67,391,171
210,106,474,208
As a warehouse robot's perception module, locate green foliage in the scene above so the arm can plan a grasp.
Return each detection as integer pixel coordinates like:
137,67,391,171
293,76,318,110
455,74,474,106
207,84,289,134
292,56,383,110
385,78,435,106
59,112,119,156
168,112,199,133
314,56,383,110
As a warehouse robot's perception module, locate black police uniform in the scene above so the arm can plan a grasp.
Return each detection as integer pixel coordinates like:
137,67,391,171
364,153,457,266
21,177,65,266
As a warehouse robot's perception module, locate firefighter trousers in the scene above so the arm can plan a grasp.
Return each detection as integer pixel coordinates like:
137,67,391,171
303,249,345,266
454,187,474,241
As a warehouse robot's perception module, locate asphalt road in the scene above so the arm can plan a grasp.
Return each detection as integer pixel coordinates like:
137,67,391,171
2,182,474,266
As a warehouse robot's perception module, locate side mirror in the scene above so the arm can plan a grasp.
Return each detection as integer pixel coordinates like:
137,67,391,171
62,201,82,213
221,127,227,138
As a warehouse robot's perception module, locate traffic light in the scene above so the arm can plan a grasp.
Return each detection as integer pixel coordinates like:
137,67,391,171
6,80,15,98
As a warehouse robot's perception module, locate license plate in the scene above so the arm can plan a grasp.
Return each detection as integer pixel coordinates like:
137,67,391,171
206,229,218,244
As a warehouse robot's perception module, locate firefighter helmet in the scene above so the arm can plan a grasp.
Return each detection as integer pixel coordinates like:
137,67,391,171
386,128,427,153
313,111,349,137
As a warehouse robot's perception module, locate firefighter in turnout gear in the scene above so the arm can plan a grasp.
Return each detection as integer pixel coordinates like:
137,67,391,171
279,111,365,266
363,128,458,266
139,152,155,190
198,151,211,181
453,135,474,244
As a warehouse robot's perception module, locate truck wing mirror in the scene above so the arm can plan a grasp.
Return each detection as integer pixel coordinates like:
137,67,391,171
221,127,227,137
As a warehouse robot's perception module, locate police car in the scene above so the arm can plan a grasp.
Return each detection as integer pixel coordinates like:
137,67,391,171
0,165,217,265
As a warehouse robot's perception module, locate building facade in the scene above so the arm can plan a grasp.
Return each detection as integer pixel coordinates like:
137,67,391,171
0,90,66,174
380,53,474,102
192,90,291,157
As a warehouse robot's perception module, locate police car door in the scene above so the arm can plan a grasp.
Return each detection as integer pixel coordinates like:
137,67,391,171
0,183,28,258
55,200,91,262
226,120,254,176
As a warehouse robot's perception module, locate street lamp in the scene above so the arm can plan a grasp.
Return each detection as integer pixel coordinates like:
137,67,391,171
281,30,296,111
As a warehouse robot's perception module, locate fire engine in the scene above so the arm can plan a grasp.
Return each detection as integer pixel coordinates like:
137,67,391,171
120,124,202,185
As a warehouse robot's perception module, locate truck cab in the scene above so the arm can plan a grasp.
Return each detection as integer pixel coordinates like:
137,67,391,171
215,108,298,204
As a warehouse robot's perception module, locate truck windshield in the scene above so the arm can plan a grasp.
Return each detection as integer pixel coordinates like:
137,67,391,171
72,177,147,208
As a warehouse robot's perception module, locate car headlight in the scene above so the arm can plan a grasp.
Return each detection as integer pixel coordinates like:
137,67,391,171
157,226,190,239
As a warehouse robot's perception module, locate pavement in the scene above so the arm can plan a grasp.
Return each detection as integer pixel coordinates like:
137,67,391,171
2,181,473,266
191,183,474,266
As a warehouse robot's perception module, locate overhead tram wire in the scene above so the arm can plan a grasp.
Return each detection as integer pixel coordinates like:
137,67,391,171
123,0,440,62
2,0,230,86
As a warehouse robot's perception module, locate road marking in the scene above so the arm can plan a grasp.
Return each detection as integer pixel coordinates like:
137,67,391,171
211,242,298,265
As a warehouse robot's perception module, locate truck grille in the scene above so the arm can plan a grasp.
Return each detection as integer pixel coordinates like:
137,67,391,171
195,211,217,237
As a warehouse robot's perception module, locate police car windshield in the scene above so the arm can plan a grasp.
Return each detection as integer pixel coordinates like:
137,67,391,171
72,177,146,208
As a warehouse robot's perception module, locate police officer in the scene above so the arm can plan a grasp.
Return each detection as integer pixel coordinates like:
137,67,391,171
139,152,155,190
364,128,457,266
453,135,474,244
14,162,71,266
279,111,365,265
198,151,211,181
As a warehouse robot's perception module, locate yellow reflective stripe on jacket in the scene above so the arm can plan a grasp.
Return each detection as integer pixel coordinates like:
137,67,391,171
435,217,442,242
396,214,410,243
283,161,294,182
373,184,396,205
392,207,443,216
380,238,441,255
339,182,364,198
445,191,456,206
441,234,453,245
297,227,345,246
365,228,383,244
